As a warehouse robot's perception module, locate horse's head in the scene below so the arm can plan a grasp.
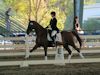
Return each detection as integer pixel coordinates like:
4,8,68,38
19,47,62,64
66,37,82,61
26,20,46,35
26,21,36,35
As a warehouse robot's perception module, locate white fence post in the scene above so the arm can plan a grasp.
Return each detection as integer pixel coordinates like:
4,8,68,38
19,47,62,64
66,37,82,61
20,60,29,67
20,34,30,67
25,34,30,59
55,46,65,65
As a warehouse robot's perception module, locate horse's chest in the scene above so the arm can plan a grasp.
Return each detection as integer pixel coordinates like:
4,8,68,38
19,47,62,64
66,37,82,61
36,37,47,43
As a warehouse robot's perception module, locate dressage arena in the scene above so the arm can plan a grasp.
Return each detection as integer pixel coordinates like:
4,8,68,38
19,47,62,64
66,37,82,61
0,35,100,75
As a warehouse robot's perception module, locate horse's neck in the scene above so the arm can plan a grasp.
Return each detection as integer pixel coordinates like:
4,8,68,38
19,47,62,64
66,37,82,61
35,26,47,36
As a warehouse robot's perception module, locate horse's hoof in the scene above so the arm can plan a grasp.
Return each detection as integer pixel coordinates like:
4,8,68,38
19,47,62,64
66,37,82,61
45,56,48,60
68,58,71,63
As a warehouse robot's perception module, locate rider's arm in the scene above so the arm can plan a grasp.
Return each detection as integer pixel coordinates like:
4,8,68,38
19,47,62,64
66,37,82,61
46,19,52,28
46,25,49,28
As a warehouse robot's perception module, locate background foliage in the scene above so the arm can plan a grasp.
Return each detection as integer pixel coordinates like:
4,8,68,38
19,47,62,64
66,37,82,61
0,0,99,32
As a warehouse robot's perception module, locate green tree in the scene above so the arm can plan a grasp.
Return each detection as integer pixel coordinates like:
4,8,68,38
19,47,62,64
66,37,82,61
83,18,100,33
84,0,96,5
0,0,74,31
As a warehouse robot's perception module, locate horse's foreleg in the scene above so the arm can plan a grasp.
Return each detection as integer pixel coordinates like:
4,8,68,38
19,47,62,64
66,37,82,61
44,47,48,60
30,45,38,52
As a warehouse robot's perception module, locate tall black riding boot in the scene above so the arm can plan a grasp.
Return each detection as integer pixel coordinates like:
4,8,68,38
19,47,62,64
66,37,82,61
51,36,56,44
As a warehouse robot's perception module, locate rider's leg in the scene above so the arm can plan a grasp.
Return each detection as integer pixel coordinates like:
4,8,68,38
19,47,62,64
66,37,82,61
51,30,57,42
51,36,55,42
52,30,57,36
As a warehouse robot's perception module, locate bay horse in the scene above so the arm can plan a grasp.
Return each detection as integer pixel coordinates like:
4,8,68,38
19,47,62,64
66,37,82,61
26,20,84,62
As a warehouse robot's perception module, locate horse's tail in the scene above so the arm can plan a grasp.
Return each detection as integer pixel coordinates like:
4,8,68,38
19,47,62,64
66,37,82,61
72,31,82,49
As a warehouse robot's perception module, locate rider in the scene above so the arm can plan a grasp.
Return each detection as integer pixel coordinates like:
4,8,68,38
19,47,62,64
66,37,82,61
46,11,59,43
74,16,84,34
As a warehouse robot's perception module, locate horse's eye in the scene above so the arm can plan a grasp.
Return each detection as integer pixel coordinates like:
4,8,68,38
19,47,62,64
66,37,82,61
30,22,33,25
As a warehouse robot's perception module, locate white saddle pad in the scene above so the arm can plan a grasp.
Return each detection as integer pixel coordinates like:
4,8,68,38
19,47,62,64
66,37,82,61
47,33,62,42
55,33,62,42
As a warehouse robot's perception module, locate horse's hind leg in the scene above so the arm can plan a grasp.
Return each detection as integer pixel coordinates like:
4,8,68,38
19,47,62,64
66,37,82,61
72,44,84,59
63,44,72,63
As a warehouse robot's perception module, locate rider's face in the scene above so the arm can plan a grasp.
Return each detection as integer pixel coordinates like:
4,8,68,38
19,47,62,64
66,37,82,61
51,14,55,18
75,18,79,22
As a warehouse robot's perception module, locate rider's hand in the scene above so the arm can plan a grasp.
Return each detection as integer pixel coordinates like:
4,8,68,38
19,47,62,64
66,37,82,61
46,26,49,28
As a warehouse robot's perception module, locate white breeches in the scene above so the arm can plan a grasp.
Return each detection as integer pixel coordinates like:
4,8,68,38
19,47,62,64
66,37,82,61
51,30,57,37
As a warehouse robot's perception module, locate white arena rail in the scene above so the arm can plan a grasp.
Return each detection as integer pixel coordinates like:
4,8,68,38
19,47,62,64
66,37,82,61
0,35,99,67
0,35,99,49
0,58,100,67
0,49,100,57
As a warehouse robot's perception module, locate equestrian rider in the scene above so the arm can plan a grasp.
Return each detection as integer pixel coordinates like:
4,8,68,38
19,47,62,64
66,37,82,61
74,16,81,31
46,11,59,43
74,16,84,34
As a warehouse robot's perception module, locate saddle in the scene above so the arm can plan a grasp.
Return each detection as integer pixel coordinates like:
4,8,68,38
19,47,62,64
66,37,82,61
47,30,62,43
